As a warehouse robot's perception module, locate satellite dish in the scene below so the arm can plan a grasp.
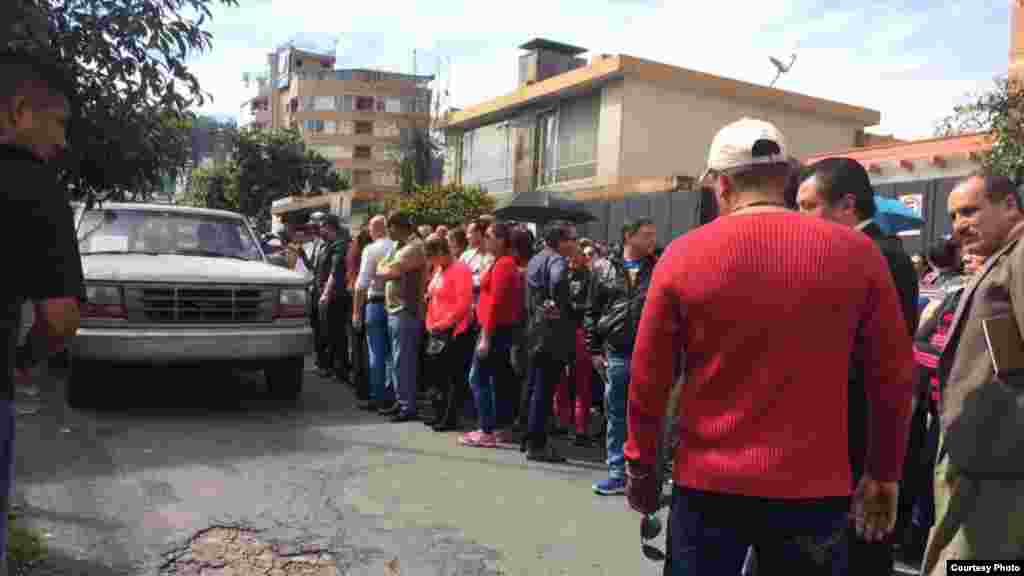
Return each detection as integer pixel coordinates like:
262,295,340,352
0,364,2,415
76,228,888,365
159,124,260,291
768,53,797,87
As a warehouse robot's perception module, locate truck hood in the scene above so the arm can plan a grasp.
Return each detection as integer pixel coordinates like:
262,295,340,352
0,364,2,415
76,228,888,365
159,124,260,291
82,254,312,286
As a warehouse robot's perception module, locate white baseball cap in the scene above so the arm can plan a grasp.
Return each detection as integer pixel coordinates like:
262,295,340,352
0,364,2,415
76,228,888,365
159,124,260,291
701,118,788,180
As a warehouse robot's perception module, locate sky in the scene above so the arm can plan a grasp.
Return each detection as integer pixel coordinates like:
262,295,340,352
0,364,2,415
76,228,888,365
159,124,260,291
188,0,1012,140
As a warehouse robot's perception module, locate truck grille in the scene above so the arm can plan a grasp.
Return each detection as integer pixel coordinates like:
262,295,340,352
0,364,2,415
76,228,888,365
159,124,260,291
130,286,276,323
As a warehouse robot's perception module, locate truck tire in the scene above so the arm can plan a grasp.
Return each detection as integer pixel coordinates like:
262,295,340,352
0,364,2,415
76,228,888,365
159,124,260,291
266,357,304,403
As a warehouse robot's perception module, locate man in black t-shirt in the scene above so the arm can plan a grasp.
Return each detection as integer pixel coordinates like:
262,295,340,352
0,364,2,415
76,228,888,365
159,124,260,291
0,49,85,572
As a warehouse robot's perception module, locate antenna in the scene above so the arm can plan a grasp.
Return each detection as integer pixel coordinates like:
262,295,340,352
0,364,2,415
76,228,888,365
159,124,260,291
413,48,417,76
769,53,797,87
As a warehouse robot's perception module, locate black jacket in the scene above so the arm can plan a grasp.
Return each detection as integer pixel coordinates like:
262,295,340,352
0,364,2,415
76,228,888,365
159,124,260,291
583,254,656,357
849,221,922,545
526,248,574,362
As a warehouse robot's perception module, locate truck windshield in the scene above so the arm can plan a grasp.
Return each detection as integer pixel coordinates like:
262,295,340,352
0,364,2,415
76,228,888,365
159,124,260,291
78,209,264,262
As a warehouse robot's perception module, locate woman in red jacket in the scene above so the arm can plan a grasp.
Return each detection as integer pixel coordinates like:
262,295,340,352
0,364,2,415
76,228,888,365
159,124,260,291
460,221,523,448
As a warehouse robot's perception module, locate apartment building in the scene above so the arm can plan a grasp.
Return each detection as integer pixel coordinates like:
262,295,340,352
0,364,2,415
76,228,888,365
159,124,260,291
251,45,433,226
443,39,881,244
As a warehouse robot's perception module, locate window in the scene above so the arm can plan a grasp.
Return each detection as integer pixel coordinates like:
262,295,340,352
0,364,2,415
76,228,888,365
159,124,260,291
338,95,354,112
355,121,373,135
355,96,375,111
462,122,513,194
313,96,335,111
324,120,338,134
354,146,371,160
556,93,600,181
352,169,372,187
375,98,385,112
537,111,558,186
304,119,325,134
385,97,402,113
78,209,261,261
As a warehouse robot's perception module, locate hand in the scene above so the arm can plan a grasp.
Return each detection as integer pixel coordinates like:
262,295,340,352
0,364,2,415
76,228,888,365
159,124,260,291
592,355,607,373
851,476,900,542
476,336,490,358
626,461,660,515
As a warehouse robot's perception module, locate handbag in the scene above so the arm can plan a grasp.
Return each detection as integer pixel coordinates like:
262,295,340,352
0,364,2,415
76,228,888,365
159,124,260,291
426,328,454,357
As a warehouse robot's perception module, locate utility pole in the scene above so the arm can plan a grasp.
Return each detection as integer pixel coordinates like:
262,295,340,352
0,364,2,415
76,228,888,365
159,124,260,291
413,49,417,76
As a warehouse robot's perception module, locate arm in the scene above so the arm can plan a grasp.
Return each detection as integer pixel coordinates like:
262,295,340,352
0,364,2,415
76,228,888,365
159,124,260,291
883,247,920,338
857,247,916,483
437,266,474,331
379,244,424,280
353,248,374,322
583,266,607,356
486,258,518,333
624,258,684,467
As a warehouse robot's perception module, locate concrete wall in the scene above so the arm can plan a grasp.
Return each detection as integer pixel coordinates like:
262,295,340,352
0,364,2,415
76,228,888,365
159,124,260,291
596,79,624,182
618,78,865,180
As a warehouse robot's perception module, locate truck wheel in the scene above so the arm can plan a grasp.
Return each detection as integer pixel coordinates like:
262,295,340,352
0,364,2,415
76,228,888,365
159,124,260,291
267,357,304,403
67,358,101,409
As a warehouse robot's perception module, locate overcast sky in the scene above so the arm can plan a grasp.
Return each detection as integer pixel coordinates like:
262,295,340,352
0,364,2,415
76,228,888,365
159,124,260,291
188,0,1011,140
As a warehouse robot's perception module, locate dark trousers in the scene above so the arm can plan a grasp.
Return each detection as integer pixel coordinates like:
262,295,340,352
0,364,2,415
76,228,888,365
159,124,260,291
310,288,327,369
322,294,350,378
430,330,474,426
350,303,369,400
526,352,566,451
665,485,850,576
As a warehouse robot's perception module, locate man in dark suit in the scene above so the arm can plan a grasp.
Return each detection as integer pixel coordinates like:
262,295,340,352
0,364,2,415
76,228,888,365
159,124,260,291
796,157,922,574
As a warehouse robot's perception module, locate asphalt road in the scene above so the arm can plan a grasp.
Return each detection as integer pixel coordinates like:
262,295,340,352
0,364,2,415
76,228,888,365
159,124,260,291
11,359,665,576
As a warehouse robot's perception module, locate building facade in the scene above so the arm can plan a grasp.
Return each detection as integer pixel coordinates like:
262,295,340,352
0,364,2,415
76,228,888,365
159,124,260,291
443,39,881,244
247,45,433,228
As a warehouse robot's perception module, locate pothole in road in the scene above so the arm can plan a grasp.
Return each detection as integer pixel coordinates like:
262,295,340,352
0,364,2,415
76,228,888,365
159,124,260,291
162,527,338,576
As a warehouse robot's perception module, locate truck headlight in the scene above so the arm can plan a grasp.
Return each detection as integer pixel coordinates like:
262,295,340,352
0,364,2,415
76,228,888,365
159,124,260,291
275,288,307,318
83,284,126,318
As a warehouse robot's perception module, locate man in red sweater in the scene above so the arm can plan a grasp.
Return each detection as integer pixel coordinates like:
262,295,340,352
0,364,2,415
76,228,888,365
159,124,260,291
625,118,915,574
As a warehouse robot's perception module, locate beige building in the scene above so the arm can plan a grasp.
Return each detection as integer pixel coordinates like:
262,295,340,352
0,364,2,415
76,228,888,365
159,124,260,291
443,38,881,242
248,45,433,228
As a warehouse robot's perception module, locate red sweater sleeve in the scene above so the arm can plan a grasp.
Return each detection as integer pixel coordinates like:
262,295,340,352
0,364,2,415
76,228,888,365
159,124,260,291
625,252,685,466
481,256,519,332
857,245,916,482
451,263,473,334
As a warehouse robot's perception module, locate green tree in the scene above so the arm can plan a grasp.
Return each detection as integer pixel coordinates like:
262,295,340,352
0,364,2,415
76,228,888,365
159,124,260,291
391,126,441,194
181,161,238,211
4,0,237,204
387,183,495,227
938,77,1016,178
232,127,347,222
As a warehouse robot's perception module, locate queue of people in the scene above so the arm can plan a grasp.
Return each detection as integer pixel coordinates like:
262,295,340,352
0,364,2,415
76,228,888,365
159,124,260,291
266,116,1024,575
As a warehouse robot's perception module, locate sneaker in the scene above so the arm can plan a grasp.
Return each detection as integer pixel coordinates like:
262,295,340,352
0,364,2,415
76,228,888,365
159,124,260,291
458,430,484,446
593,477,627,496
459,431,498,448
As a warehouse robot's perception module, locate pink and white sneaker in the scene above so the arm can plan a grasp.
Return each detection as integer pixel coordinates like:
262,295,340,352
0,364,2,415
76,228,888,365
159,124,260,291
458,430,484,446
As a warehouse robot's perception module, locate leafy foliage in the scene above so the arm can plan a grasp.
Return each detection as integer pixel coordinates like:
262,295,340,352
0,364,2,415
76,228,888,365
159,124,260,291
181,160,238,211
938,77,1016,178
4,0,238,204
386,183,495,227
390,125,441,194
183,127,348,223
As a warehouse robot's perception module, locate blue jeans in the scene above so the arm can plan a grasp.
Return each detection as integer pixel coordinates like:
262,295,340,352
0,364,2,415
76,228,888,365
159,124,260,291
0,401,15,572
366,301,392,404
605,353,629,480
469,327,516,434
666,485,850,575
389,310,423,416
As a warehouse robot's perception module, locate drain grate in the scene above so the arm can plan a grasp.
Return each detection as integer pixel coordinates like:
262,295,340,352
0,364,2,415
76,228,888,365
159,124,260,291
161,527,338,576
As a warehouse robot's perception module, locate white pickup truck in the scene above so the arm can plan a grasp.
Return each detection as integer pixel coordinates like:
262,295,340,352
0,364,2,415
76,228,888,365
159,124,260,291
69,202,314,405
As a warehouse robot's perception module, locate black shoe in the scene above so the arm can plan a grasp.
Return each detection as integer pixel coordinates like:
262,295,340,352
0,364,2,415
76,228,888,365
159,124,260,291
423,419,441,427
572,433,591,447
379,403,400,416
358,401,378,411
432,423,458,432
526,446,566,463
317,368,334,378
391,412,419,423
